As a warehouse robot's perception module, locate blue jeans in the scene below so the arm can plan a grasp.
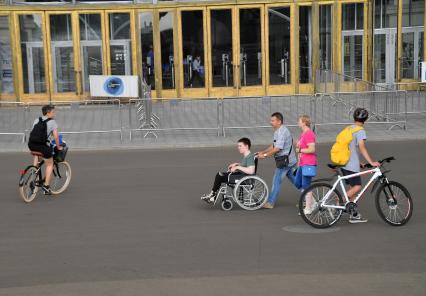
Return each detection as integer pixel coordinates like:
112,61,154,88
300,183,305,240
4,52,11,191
268,164,296,205
288,166,313,191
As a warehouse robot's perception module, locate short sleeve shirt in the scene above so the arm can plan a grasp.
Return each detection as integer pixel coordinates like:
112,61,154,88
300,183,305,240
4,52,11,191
298,129,317,166
241,152,256,168
273,125,297,166
32,116,58,142
343,125,367,172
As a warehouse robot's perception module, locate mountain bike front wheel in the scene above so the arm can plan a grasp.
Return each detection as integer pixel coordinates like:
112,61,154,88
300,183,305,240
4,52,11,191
50,161,72,195
375,181,413,226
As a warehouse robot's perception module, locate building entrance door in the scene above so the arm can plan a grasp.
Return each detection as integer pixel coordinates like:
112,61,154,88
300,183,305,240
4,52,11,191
374,28,396,85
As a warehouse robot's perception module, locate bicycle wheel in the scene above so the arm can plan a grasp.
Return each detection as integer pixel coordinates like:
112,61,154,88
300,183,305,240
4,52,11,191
375,181,413,226
18,166,40,203
299,182,344,229
233,176,269,210
50,161,72,195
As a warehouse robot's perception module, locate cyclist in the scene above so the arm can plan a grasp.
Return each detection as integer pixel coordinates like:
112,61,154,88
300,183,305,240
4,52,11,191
28,105,63,195
201,138,256,204
342,107,380,223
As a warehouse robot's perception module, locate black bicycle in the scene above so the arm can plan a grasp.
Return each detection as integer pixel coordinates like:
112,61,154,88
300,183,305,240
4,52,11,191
18,145,71,203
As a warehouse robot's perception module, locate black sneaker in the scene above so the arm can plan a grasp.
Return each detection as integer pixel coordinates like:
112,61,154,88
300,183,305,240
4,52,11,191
41,184,52,195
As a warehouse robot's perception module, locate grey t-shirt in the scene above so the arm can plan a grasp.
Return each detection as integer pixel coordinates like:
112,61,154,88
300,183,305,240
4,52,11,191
273,125,297,166
343,125,367,172
32,116,58,142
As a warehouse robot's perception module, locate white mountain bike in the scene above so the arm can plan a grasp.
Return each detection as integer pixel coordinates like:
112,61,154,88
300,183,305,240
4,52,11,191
299,157,413,228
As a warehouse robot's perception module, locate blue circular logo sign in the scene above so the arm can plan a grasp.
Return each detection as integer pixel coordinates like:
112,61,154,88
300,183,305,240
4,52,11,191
104,77,124,96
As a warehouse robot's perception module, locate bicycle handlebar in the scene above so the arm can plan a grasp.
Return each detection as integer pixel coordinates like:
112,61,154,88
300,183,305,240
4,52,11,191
363,156,395,169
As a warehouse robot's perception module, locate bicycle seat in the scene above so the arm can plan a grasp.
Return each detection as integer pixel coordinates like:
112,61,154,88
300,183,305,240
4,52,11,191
327,163,344,170
30,151,44,157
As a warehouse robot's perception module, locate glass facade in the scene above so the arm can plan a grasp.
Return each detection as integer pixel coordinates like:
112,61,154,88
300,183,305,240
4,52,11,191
299,6,312,83
0,15,14,95
401,0,424,79
79,13,104,92
159,11,175,90
374,0,398,83
50,14,76,93
210,9,233,88
319,5,333,71
342,3,364,80
20,14,46,94
2,1,426,99
239,8,262,87
268,7,291,85
139,12,155,89
109,13,132,75
181,10,205,89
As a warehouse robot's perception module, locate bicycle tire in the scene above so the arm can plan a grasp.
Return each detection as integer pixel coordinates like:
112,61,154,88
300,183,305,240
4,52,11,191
18,166,40,203
50,161,72,195
299,182,344,229
375,181,413,226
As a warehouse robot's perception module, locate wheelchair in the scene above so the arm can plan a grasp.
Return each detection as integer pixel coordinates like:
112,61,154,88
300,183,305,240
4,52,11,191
213,158,269,211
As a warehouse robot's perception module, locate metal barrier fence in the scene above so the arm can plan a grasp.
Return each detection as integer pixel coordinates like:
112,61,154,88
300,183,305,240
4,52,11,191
313,91,407,131
26,100,123,142
0,101,26,143
0,91,410,144
315,69,392,93
128,98,221,140
221,95,313,137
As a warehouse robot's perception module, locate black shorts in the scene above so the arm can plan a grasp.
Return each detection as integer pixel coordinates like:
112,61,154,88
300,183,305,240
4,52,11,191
28,143,53,159
341,168,362,186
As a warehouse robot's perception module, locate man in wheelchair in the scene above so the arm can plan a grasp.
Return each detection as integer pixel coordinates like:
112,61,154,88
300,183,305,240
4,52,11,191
201,138,256,204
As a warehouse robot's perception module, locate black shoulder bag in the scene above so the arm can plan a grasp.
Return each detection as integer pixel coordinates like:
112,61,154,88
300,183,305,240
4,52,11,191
274,138,293,169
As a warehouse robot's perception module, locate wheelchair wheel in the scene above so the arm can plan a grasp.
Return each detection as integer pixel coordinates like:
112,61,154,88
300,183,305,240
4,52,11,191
221,199,233,211
233,175,268,210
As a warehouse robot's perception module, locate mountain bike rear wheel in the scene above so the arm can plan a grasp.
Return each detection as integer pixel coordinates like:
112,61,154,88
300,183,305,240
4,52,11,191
299,182,344,228
18,166,40,203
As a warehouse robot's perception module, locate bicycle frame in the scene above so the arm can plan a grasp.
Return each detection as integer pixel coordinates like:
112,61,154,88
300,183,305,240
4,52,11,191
320,167,383,210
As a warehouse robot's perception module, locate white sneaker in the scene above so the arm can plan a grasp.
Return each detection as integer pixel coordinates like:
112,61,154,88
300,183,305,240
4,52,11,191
201,191,217,203
349,212,368,224
303,207,314,215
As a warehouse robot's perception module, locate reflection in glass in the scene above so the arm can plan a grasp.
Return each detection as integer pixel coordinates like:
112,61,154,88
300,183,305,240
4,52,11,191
50,14,75,93
268,7,290,85
374,0,398,83
20,14,46,94
401,0,424,79
374,0,398,29
109,13,132,75
210,9,233,88
343,36,363,79
374,34,387,83
342,3,364,80
240,8,262,86
182,10,205,88
319,5,333,70
139,12,155,90
299,6,312,83
79,14,104,92
159,12,175,90
0,16,14,95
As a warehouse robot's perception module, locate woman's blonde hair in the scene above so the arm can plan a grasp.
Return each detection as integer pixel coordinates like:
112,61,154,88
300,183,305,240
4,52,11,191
299,115,311,127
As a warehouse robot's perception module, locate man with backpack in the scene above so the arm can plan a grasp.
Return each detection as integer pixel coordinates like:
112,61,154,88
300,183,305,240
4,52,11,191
28,105,62,195
330,108,380,223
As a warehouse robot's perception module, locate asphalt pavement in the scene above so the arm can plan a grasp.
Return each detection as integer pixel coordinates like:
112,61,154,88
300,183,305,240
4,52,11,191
0,140,425,295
